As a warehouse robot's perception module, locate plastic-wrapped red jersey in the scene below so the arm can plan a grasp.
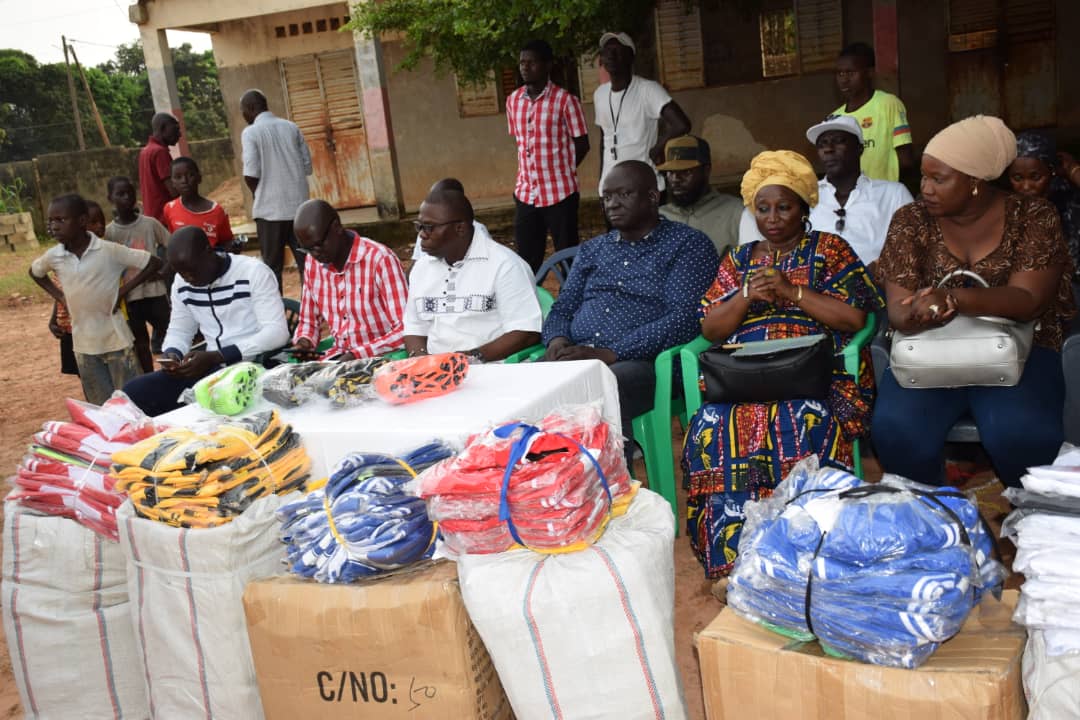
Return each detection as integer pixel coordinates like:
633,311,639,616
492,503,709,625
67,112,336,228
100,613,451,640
417,407,633,553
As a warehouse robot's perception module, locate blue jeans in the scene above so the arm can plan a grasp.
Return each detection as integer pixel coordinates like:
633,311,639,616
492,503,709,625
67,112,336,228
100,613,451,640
872,345,1064,488
123,370,199,417
75,347,140,406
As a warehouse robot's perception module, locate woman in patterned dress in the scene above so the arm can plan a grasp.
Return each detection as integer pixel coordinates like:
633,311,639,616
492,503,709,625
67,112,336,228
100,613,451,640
873,116,1074,489
682,150,883,579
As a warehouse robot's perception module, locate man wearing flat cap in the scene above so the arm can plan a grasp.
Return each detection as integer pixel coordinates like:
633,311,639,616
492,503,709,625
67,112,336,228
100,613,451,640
658,135,743,257
594,31,691,193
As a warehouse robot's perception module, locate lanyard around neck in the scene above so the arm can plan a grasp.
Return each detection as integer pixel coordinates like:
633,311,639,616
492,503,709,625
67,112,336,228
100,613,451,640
607,78,632,154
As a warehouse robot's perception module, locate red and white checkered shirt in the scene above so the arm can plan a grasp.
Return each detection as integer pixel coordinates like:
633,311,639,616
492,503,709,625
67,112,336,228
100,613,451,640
506,81,589,208
294,231,409,358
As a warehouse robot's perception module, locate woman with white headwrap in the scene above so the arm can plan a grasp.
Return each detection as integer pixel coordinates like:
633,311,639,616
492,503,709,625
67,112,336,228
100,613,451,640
682,150,883,581
873,115,1075,488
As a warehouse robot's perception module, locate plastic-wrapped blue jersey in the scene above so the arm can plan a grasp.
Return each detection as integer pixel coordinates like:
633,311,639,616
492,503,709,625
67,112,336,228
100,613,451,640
728,459,1006,668
277,443,454,583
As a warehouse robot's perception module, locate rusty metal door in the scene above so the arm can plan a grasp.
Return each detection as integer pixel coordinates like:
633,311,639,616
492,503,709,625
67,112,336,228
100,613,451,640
946,0,1003,121
1002,0,1055,129
281,50,376,208
946,0,1056,129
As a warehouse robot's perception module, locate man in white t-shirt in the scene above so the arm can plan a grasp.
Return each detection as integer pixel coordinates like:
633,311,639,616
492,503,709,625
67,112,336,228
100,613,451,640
593,32,690,193
403,188,542,362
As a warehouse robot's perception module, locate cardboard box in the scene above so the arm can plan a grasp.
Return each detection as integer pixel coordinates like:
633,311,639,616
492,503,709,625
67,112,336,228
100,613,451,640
696,590,1026,720
243,561,513,720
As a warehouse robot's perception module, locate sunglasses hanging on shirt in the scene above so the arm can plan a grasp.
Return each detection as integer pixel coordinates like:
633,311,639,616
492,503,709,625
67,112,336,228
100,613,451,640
834,208,846,233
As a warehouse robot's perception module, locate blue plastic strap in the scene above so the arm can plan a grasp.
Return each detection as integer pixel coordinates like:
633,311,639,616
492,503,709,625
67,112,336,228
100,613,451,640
493,421,613,550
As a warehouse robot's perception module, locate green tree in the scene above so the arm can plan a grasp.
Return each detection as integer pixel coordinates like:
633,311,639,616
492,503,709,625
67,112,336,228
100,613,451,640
0,41,227,162
0,50,75,160
347,0,658,84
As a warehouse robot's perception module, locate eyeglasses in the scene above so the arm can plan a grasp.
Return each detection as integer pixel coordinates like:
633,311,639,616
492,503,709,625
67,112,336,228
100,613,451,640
296,221,335,255
413,219,464,234
834,208,846,233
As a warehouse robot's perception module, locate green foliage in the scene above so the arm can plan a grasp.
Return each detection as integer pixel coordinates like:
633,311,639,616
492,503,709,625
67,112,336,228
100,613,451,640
347,0,658,84
0,42,228,162
0,176,29,213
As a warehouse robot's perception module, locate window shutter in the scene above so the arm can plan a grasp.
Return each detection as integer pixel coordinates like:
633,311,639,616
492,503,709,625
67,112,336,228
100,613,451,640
1004,0,1053,43
796,0,843,73
947,0,999,51
655,0,705,90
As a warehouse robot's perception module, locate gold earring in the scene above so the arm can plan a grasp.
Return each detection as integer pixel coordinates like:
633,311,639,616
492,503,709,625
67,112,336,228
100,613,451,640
971,184,979,197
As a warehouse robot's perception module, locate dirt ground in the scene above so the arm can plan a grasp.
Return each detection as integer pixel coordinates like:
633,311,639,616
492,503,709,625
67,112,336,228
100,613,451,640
0,261,1012,720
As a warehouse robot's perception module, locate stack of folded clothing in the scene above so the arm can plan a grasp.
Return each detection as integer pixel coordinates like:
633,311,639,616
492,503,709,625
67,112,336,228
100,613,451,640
111,410,311,528
1003,445,1080,654
417,407,636,554
278,443,454,582
728,458,1005,668
9,394,159,540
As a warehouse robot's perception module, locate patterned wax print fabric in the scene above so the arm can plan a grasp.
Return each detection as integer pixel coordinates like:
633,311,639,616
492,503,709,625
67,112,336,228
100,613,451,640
682,230,883,578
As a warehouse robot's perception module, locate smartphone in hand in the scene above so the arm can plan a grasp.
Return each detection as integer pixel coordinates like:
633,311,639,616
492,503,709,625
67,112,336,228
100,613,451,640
156,355,180,369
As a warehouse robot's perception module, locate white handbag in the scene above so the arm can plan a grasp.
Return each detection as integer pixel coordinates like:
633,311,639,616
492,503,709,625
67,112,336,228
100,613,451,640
889,270,1036,389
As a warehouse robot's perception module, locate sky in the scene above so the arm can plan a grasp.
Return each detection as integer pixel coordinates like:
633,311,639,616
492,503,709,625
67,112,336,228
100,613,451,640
1,0,213,67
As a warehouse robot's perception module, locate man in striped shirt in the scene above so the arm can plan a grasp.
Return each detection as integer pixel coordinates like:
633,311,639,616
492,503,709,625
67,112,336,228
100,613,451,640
288,199,408,360
506,39,591,274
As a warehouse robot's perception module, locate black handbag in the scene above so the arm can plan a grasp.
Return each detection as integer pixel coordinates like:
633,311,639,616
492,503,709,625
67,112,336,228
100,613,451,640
699,334,836,404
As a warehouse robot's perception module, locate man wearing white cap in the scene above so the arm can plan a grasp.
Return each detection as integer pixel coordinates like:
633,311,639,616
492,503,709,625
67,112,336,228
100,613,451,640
593,32,690,194
805,114,913,269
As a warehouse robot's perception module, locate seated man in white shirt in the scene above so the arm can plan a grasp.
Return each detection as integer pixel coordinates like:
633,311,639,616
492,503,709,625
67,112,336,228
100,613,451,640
124,226,290,415
805,114,913,271
739,115,913,272
403,188,542,362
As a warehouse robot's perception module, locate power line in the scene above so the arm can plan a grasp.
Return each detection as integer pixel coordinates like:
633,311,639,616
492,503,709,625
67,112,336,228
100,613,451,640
67,38,124,50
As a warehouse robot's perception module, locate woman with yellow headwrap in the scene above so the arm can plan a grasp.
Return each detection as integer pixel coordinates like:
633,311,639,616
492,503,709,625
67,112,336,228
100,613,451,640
873,115,1074,488
682,150,883,580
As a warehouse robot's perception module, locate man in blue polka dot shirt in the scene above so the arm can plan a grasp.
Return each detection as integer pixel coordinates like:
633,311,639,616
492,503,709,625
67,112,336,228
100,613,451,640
542,160,719,464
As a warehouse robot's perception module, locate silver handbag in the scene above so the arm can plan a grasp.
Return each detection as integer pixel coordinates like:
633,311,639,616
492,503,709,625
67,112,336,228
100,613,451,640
889,269,1036,389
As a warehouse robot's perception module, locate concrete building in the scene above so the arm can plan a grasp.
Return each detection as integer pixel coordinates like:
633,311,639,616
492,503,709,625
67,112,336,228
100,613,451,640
130,0,1078,219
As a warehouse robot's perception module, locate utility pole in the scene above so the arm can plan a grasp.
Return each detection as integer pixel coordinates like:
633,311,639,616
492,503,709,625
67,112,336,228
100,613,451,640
61,36,85,151
68,42,111,147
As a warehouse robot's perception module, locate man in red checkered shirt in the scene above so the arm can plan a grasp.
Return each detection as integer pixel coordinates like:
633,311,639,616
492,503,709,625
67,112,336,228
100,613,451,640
506,39,591,274
288,199,409,360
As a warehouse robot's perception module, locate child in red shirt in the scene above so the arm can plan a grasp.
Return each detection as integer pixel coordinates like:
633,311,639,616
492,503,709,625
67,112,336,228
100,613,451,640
162,157,236,250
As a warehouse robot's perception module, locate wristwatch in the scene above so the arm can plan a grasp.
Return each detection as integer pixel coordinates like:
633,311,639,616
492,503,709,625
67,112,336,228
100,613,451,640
465,348,485,363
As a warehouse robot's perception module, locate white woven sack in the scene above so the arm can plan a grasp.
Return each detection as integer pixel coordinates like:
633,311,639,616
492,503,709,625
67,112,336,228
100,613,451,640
2,501,148,719
1024,629,1080,720
117,494,293,720
457,488,687,720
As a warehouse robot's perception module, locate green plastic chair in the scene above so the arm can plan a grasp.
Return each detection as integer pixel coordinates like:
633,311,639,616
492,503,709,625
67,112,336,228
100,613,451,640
679,312,878,482
628,339,698,534
503,287,555,364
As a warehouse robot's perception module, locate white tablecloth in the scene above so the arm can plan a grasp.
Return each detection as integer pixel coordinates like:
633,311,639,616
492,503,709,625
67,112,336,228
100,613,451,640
157,360,621,478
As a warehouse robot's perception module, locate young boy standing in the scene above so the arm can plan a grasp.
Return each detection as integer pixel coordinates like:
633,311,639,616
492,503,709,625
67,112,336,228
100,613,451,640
30,194,163,405
105,176,173,373
832,42,914,183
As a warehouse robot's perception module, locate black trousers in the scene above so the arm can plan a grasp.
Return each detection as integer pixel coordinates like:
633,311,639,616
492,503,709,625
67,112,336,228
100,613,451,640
513,192,580,275
257,218,305,291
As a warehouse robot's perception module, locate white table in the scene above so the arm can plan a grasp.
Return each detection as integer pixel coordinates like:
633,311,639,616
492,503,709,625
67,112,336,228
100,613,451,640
158,360,621,478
